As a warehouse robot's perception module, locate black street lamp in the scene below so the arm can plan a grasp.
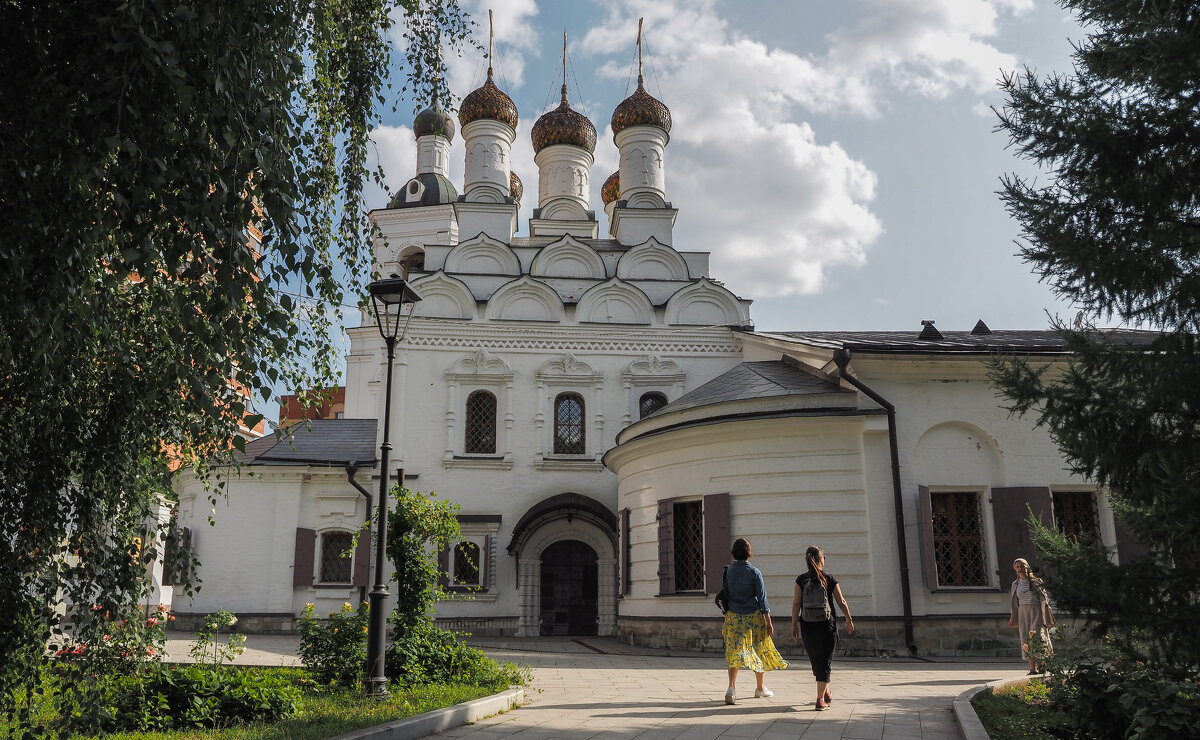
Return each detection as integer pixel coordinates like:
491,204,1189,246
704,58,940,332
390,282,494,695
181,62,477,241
364,275,421,698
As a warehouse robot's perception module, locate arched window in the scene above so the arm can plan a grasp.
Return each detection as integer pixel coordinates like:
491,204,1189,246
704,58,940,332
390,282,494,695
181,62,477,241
639,391,668,418
554,393,585,455
319,531,354,584
464,390,497,454
399,249,425,280
454,541,481,586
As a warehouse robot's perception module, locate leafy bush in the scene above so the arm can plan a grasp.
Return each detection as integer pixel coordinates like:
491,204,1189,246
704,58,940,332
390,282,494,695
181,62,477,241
60,663,303,733
1044,638,1200,740
385,620,529,690
298,600,369,688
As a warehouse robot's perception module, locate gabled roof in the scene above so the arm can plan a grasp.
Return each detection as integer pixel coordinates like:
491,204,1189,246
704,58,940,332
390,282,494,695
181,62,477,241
236,419,378,467
651,356,853,416
751,328,1164,354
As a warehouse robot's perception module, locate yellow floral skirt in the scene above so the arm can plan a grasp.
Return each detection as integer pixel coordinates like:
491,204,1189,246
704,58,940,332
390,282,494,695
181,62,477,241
722,611,789,672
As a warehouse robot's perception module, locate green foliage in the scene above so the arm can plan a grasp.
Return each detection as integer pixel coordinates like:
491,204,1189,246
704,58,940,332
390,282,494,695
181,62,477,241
992,0,1200,699
297,601,369,688
59,664,303,735
384,618,530,689
189,610,246,667
0,0,473,730
1038,636,1200,740
385,485,462,633
972,680,1072,740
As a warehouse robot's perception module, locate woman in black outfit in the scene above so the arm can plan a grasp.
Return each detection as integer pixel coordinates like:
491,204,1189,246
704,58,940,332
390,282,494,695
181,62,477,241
791,545,854,711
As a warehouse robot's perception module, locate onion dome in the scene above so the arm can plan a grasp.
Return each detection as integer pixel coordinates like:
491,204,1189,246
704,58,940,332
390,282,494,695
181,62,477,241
509,171,523,204
459,67,519,130
389,173,458,209
413,94,456,142
611,75,671,135
601,171,620,205
531,84,597,154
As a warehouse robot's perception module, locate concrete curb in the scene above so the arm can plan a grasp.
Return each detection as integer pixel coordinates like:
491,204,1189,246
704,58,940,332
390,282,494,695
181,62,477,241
329,686,525,740
952,676,1033,740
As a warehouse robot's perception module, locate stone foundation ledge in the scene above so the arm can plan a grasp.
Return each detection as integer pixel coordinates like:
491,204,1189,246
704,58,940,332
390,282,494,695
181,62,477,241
170,612,295,635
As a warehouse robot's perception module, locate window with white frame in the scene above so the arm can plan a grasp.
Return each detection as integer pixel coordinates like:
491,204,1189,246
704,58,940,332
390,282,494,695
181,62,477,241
319,531,354,584
452,541,481,586
553,393,585,455
438,517,499,598
464,390,497,454
1053,489,1100,543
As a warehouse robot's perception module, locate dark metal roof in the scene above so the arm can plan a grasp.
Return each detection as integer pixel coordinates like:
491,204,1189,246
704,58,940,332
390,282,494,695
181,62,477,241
237,419,378,467
652,357,853,416
751,328,1165,354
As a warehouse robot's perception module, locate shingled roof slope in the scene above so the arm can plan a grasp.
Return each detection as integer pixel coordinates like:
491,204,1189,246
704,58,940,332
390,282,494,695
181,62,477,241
652,357,853,417
753,328,1164,354
235,419,378,467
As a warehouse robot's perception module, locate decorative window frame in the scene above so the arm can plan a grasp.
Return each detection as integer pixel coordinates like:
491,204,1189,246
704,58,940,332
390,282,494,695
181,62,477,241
621,355,685,427
441,516,501,602
444,350,514,470
533,354,604,470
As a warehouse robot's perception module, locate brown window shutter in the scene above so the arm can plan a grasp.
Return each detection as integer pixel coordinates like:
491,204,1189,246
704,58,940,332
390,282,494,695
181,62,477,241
619,508,630,595
657,499,674,595
916,486,939,589
992,486,1053,591
437,545,450,587
482,535,492,590
352,532,370,587
703,493,730,594
1114,515,1150,564
293,528,316,587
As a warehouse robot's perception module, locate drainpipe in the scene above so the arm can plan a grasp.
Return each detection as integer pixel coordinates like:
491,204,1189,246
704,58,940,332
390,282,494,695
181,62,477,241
832,348,918,656
345,461,373,605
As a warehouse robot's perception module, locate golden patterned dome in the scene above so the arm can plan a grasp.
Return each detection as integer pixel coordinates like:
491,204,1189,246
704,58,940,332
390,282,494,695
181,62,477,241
611,75,671,135
601,171,620,205
459,68,519,130
413,95,456,141
509,171,523,203
531,84,597,154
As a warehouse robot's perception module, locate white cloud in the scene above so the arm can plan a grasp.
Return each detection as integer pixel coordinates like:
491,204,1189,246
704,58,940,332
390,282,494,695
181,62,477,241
573,0,1024,298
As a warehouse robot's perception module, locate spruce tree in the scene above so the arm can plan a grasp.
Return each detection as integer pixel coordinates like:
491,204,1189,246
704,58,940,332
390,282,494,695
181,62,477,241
992,0,1200,676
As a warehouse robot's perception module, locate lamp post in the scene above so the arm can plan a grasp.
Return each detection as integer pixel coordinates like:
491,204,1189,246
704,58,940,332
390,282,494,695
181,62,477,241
364,275,421,698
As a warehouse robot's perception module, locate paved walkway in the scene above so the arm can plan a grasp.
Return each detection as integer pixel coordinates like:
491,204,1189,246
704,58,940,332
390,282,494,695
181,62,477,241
163,632,1024,739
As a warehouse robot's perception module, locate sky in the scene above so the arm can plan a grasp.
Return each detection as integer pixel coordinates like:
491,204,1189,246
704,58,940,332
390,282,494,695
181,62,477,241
364,0,1090,336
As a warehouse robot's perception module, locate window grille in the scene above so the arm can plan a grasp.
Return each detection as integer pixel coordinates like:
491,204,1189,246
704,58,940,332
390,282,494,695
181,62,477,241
930,491,988,586
319,531,354,583
1054,490,1100,542
465,390,497,454
399,251,425,279
673,500,705,591
554,393,585,454
454,541,480,585
639,392,668,418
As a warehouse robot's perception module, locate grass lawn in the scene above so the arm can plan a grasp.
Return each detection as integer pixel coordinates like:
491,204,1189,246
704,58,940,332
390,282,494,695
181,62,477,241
971,679,1075,740
7,668,520,740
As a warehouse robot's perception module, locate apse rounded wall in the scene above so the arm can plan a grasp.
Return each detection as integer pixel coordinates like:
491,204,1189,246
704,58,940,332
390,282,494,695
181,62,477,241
605,412,872,648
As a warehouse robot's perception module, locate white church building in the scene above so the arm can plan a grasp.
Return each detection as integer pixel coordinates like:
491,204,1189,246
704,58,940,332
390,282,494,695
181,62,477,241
172,53,1154,656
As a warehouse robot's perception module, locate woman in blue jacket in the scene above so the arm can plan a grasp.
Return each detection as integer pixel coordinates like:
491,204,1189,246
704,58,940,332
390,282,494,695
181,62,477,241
721,537,788,704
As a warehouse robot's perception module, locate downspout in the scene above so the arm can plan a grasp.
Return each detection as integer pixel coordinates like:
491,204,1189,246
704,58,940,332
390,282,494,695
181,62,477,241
832,348,918,656
345,461,373,605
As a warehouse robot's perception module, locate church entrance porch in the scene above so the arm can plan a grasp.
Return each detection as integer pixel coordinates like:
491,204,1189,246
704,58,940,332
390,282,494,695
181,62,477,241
539,540,598,636
508,493,617,637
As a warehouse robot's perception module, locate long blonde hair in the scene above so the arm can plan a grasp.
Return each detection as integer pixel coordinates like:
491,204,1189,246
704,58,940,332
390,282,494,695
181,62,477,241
806,545,827,588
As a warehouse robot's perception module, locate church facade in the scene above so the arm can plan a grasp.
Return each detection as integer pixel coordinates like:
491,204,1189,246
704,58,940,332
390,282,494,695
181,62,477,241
172,52,1151,655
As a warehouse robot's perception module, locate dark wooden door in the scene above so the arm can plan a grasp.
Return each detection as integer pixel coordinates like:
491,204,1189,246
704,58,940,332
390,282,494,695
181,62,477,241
540,540,598,636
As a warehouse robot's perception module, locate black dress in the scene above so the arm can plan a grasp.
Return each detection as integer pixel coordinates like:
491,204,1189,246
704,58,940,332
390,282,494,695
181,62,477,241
796,572,839,683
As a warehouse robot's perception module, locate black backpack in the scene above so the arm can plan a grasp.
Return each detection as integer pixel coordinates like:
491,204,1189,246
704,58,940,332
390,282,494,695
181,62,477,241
800,574,831,622
714,565,730,613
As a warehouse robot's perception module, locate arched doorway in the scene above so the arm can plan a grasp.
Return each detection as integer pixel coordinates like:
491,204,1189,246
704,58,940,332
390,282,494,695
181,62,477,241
539,540,598,636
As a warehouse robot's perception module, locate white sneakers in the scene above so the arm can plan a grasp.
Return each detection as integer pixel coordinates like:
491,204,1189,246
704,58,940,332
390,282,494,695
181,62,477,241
725,686,774,703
